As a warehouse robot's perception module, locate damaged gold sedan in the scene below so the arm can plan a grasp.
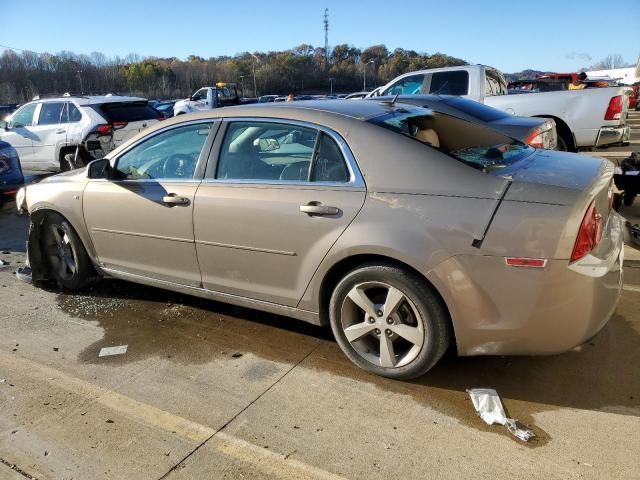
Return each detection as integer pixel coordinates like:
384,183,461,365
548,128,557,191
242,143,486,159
15,100,638,379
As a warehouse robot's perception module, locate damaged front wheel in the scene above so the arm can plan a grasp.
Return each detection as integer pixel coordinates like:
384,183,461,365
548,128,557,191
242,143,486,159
41,213,94,289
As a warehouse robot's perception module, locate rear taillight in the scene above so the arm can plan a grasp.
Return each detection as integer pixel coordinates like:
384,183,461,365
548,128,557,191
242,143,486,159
95,121,127,135
95,124,112,135
570,201,603,262
524,118,556,149
604,95,623,120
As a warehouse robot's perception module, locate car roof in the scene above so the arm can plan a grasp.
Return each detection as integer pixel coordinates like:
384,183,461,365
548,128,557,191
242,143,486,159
213,99,419,121
31,94,147,105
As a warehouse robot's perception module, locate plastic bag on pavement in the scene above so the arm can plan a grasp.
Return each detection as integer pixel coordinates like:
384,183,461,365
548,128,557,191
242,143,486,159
467,388,535,442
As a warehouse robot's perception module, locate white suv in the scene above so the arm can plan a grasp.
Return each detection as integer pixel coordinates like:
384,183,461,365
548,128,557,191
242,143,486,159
0,94,161,172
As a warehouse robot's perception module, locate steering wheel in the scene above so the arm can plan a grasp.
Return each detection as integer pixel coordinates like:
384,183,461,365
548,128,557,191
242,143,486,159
162,153,194,178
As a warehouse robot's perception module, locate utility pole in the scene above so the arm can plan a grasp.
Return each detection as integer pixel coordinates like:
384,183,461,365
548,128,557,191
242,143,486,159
251,54,258,98
329,77,334,96
239,75,246,98
324,8,329,62
363,59,374,91
77,70,83,94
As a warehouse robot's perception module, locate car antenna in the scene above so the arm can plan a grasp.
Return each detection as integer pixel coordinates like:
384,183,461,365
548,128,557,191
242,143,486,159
379,93,400,107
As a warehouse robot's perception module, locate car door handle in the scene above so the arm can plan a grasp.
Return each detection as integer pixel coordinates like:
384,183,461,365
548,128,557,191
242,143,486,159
300,202,340,216
56,129,66,134
162,194,190,206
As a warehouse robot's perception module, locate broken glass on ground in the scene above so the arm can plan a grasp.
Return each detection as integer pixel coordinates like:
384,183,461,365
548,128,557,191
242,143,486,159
98,345,128,357
466,388,535,442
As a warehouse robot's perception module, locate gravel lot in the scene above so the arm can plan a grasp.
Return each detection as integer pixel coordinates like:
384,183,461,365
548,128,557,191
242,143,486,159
1,122,640,479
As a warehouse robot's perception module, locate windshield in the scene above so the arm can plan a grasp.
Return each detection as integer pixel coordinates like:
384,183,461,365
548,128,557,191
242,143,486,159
367,107,533,172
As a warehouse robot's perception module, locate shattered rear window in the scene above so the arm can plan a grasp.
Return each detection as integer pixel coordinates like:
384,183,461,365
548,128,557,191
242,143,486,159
368,106,534,172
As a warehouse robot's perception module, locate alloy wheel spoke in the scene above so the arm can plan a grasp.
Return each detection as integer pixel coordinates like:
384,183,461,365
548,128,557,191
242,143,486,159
383,286,405,317
63,255,75,274
57,257,68,277
390,324,423,347
346,286,377,319
379,335,396,368
51,227,63,247
344,321,377,343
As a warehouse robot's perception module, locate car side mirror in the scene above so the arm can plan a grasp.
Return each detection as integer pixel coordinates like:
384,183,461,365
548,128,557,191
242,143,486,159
87,158,113,179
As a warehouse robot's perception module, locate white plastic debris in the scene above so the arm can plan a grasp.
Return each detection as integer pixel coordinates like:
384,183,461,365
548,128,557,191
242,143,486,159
467,388,535,442
0,259,8,266
98,345,128,357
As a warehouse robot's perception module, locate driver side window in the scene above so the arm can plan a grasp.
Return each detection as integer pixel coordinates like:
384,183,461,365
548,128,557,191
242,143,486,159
192,90,207,101
9,103,37,128
115,122,212,180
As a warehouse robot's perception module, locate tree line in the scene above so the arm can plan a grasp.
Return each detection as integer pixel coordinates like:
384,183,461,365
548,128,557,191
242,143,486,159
0,45,467,103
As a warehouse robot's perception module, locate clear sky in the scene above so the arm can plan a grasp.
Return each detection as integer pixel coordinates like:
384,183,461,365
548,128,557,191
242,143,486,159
1,0,638,72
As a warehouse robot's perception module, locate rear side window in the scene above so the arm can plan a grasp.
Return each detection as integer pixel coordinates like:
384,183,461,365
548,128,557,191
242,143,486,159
383,74,425,96
442,97,510,122
66,103,82,122
485,69,508,96
38,102,66,125
215,121,351,183
312,133,350,183
95,102,161,123
429,71,469,95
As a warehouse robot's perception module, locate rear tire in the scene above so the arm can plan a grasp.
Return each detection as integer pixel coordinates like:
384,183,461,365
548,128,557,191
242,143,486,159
41,212,95,289
329,263,451,379
556,135,568,151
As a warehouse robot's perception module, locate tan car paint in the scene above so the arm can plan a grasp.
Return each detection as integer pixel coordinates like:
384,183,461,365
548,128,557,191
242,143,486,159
82,180,201,287
23,101,625,357
194,184,365,306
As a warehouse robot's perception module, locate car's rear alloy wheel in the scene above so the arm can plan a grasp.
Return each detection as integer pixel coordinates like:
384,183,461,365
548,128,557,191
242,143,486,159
341,281,424,368
41,213,95,289
329,264,451,379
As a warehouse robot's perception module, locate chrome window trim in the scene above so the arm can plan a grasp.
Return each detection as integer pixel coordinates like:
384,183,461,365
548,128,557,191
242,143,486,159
103,119,220,183
204,116,365,189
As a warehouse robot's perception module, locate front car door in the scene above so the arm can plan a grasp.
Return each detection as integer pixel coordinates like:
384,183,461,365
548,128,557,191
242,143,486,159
0,103,38,167
83,120,217,287
190,89,210,111
193,119,366,307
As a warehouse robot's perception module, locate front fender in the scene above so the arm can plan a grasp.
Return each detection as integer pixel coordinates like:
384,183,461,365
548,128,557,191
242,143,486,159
26,177,97,262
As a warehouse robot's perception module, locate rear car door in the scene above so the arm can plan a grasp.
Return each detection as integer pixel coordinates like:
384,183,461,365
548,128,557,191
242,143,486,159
193,119,366,307
83,120,217,286
0,103,38,167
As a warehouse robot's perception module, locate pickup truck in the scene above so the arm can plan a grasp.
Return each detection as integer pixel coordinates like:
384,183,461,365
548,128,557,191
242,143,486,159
371,65,630,151
173,83,240,116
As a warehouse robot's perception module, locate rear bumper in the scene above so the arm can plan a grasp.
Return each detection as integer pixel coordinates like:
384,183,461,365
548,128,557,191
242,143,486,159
595,125,631,147
427,213,625,356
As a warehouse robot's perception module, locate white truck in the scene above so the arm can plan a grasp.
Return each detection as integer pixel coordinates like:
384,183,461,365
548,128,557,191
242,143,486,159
371,65,630,151
173,83,240,116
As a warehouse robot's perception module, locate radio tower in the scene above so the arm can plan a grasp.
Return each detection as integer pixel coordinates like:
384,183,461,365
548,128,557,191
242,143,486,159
324,8,329,61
